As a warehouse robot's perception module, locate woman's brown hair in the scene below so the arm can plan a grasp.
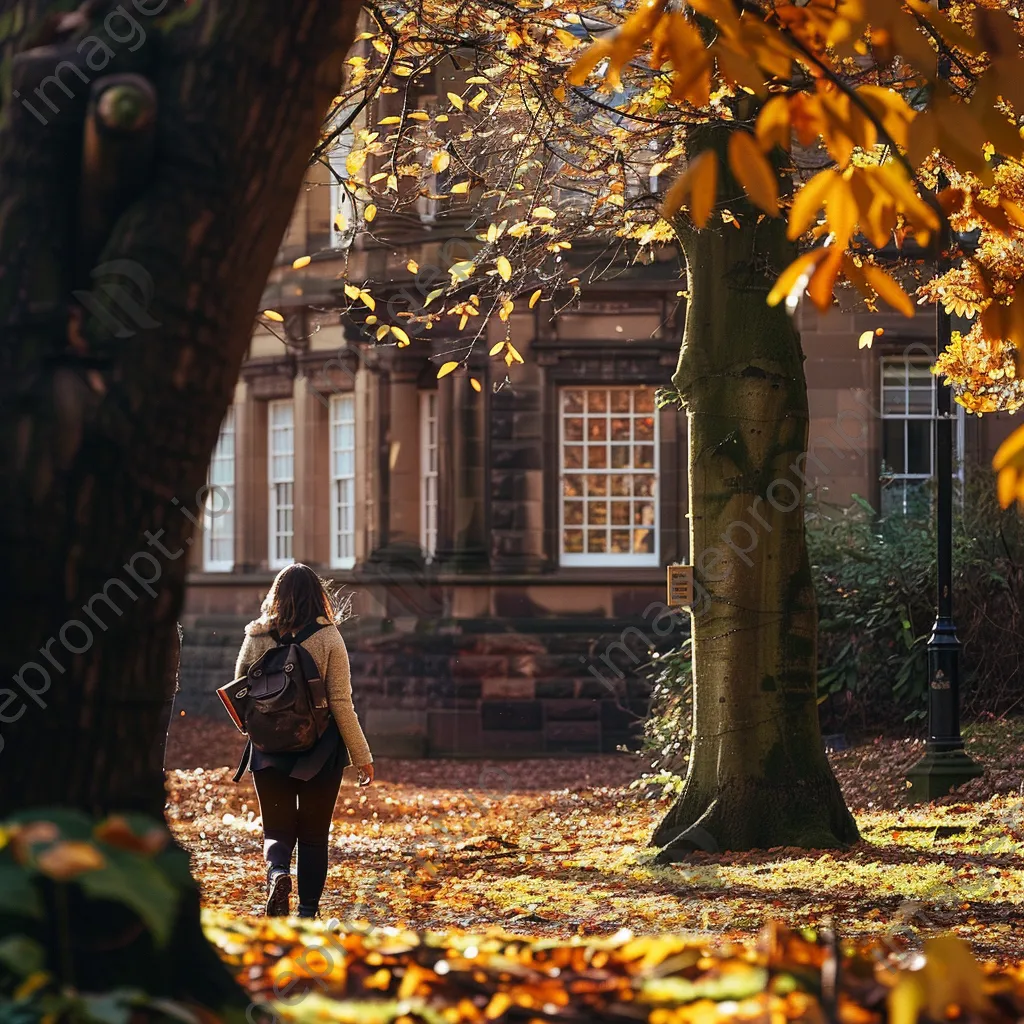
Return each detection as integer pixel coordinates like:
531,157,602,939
258,563,338,635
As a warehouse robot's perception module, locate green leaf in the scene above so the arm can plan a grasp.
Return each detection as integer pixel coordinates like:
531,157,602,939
79,992,138,1024
0,936,45,977
0,863,42,918
78,848,180,947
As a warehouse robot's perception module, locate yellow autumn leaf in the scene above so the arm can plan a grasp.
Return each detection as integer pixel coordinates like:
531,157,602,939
343,284,360,300
787,169,840,240
262,310,284,322
437,361,460,379
432,151,451,173
291,256,311,270
861,263,914,317
359,290,376,311
365,204,377,222
689,151,718,228
531,207,557,220
391,326,410,345
489,341,505,356
447,92,465,111
496,256,512,282
766,249,829,308
499,299,515,321
858,330,875,349
376,325,390,341
392,64,413,77
487,223,498,243
346,151,367,176
728,131,779,217
470,377,483,392
506,343,524,364
407,260,419,274
451,181,470,194
424,288,445,306
378,116,402,125
529,289,542,308
468,89,488,111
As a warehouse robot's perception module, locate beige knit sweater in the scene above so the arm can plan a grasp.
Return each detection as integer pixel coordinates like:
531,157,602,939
233,617,373,767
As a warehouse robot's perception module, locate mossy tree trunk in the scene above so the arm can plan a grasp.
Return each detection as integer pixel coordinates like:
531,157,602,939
652,127,859,859
0,0,360,1009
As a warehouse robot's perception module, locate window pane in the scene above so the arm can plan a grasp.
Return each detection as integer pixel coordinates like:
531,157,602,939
882,420,906,473
587,419,607,441
563,390,583,413
586,475,607,496
564,418,583,441
564,446,583,469
564,529,584,552
906,420,931,474
611,446,630,468
611,502,630,525
610,475,631,496
587,530,607,552
882,387,906,415
635,417,655,441
635,445,655,469
634,391,654,413
610,418,630,440
564,501,584,525
586,446,607,469
563,476,583,497
610,391,631,413
587,500,608,525
587,391,607,413
610,530,631,552
907,387,933,415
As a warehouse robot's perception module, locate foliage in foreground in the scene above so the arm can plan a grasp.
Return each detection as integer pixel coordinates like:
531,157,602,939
208,914,1024,1024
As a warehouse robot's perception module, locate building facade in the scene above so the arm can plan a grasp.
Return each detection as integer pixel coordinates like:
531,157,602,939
176,155,1021,758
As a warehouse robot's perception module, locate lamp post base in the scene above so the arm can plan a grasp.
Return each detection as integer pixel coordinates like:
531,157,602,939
906,747,984,803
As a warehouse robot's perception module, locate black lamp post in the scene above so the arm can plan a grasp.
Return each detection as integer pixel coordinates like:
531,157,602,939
906,181,984,801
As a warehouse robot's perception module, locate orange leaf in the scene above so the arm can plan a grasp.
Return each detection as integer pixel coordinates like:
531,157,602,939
756,96,791,152
728,131,779,216
862,263,914,317
766,249,829,308
788,169,839,240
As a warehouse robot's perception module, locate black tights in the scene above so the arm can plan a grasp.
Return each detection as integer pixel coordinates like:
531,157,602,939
252,760,344,909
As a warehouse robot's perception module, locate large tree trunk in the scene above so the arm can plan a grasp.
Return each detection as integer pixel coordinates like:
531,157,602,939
0,0,360,1008
652,130,859,858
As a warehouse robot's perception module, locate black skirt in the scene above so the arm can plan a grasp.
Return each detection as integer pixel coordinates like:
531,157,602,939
241,719,342,782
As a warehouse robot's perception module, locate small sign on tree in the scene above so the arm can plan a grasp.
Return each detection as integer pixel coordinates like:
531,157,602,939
666,565,693,608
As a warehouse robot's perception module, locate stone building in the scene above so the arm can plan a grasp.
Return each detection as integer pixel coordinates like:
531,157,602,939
176,150,1020,759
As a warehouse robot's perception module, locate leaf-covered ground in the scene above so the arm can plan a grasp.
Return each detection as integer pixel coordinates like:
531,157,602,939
166,718,1024,964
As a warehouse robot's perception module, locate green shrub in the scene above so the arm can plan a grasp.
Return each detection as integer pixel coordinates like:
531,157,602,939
809,475,1024,732
642,474,1024,761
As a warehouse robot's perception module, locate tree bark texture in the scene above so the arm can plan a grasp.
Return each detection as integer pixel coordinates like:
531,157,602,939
652,128,859,858
0,0,361,1006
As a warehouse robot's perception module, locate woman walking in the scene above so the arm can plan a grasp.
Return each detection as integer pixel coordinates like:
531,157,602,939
232,563,373,919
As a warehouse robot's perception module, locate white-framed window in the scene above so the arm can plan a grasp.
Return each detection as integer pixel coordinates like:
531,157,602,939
420,391,439,558
203,407,235,572
268,400,295,568
330,393,356,569
880,357,965,516
328,112,357,249
559,387,659,566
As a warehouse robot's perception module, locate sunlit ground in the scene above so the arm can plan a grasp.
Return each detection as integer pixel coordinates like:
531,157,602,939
167,719,1024,963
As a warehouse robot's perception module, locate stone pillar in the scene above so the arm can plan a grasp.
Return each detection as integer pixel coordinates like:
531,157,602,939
293,376,330,568
234,382,268,572
436,362,489,572
367,352,425,569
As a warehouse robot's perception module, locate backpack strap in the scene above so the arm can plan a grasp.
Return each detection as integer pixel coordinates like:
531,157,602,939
294,620,331,645
232,739,252,783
